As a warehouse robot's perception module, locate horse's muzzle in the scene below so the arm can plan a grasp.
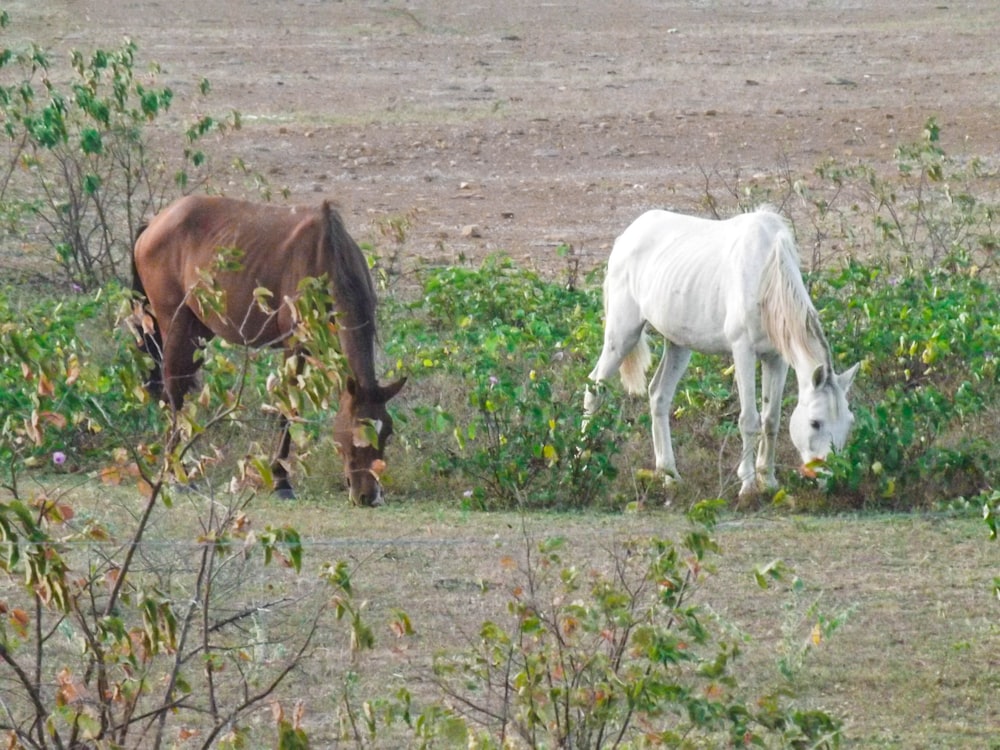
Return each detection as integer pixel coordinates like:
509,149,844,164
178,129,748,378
799,458,827,479
350,460,388,506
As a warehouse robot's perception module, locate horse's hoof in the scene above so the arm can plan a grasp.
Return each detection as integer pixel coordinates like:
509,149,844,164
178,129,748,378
274,487,297,501
662,473,681,488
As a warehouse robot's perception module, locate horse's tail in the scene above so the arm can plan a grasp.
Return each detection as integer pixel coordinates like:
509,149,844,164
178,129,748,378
601,272,651,396
619,331,651,395
130,222,164,396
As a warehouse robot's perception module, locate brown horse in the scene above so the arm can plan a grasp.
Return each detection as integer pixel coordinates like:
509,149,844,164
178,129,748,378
131,195,406,505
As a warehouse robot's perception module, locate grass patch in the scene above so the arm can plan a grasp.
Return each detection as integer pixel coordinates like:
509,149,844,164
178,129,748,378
5,479,995,747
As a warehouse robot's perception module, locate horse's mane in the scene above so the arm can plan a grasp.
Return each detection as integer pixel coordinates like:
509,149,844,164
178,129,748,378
321,201,377,332
758,222,833,370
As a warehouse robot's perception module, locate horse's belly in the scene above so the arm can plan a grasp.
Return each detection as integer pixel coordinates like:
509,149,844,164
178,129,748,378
198,298,290,348
641,276,732,353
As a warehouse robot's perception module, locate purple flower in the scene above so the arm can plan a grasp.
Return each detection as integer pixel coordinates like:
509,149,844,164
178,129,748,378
52,451,67,466
489,375,499,388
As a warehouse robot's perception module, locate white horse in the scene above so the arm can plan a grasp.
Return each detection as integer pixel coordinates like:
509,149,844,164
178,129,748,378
584,206,859,496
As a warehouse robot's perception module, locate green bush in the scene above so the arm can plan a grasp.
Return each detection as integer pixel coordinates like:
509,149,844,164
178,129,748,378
381,243,998,511
0,285,156,486
686,120,1000,509
0,12,237,289
387,256,628,510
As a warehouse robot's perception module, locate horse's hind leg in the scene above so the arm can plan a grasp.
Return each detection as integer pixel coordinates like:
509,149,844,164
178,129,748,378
272,414,296,499
757,353,788,490
584,291,645,418
648,343,691,486
161,307,213,413
131,303,165,398
131,249,165,398
271,351,303,500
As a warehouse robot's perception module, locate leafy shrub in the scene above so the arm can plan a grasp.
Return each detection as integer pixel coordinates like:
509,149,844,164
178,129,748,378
365,501,843,748
387,256,629,510
0,285,156,485
378,232,999,510
0,12,238,289
0,285,365,749
808,240,999,507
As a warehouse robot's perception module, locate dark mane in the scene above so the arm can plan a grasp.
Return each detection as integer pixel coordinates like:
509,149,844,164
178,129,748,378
321,201,380,387
322,201,377,334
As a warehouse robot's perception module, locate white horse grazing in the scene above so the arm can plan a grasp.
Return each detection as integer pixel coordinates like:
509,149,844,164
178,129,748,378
584,207,859,496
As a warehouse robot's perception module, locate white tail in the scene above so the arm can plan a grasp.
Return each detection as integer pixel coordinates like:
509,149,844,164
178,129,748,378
619,330,651,395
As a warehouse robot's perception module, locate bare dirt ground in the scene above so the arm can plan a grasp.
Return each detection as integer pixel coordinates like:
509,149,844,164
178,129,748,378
10,0,1000,275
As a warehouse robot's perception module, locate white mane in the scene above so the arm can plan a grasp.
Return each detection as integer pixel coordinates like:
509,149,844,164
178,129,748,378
758,227,832,372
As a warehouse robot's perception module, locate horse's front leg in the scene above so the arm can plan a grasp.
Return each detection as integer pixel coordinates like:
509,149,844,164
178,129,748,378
757,353,789,490
648,343,691,488
731,344,762,496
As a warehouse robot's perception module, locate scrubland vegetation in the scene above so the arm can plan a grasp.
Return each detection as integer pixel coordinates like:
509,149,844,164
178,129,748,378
1,22,997,749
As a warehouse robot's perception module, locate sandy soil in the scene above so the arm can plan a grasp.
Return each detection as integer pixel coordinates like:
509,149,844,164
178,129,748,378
8,0,1000,274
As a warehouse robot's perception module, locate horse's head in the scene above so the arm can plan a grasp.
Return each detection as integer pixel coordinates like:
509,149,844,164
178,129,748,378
333,376,407,506
789,362,860,477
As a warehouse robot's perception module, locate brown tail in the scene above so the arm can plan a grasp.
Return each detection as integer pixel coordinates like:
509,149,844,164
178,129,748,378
130,223,164,397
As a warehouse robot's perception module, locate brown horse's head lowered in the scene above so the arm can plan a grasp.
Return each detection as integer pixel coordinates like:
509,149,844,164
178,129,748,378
332,376,406,506
132,195,406,505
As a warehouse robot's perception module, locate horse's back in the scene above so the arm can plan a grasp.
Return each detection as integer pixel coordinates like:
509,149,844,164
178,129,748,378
613,207,786,261
137,196,318,261
607,207,792,352
134,196,327,346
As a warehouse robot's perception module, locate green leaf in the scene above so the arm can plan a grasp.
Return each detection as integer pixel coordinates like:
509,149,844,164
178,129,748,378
538,536,565,554
283,527,303,573
83,173,101,195
353,419,380,449
276,722,309,750
80,126,105,155
752,559,789,590
984,501,997,540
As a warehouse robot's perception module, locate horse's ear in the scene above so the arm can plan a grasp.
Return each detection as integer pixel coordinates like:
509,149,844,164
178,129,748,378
837,362,860,393
380,377,407,402
810,364,828,389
